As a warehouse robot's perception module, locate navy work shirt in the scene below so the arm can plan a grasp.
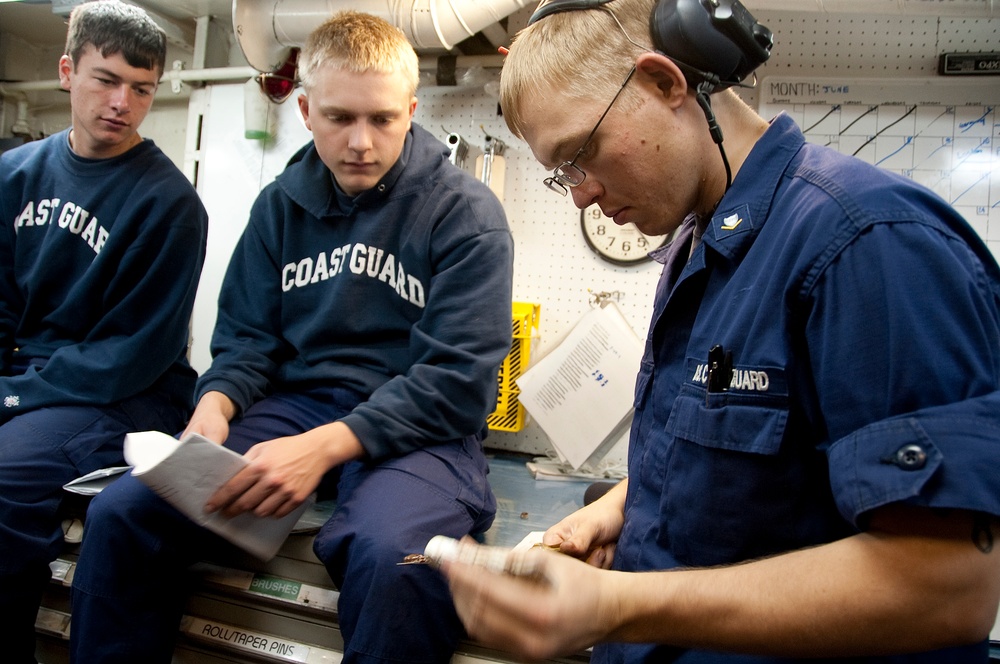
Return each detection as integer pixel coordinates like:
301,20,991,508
597,113,1000,664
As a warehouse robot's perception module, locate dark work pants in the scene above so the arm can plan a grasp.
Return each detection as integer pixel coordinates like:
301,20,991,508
71,386,496,663
0,391,189,664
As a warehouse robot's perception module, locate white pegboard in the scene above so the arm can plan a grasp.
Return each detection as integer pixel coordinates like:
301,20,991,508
414,84,662,460
937,16,1000,50
753,12,945,75
737,11,1000,107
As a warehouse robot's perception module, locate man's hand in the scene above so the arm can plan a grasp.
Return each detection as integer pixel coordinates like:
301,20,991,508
443,545,621,661
445,505,1000,660
543,478,627,569
435,480,632,661
205,421,365,519
204,434,324,518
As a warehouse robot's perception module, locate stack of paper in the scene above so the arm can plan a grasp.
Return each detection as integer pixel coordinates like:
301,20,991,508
125,431,313,560
515,302,644,470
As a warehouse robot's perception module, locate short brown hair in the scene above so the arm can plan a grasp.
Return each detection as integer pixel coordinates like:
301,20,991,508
65,0,166,74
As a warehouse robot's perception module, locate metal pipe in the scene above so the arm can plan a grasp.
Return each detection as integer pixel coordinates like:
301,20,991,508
0,65,258,97
232,0,531,72
0,54,507,98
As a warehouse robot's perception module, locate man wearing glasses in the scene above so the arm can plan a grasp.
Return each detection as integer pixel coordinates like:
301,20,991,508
441,0,1000,662
71,10,514,664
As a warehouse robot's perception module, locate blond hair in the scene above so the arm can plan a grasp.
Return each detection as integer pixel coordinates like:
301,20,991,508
298,10,419,96
500,0,655,138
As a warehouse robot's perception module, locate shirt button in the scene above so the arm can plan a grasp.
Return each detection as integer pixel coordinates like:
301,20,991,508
378,184,386,192
893,444,927,470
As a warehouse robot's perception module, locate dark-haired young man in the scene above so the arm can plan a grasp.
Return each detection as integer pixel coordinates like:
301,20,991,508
0,1,207,660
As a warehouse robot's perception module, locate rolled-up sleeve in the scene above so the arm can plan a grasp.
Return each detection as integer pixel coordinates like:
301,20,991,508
807,218,1000,526
827,391,1000,526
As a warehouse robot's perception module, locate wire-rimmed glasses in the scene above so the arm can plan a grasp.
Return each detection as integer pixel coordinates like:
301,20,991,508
543,65,636,196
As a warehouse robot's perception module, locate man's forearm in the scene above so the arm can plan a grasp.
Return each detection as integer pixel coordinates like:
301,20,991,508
608,506,1000,656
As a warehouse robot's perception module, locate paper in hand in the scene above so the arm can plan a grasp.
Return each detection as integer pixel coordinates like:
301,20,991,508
124,430,312,560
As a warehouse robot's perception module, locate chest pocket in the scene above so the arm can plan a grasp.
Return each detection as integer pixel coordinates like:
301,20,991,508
660,387,837,567
666,386,788,454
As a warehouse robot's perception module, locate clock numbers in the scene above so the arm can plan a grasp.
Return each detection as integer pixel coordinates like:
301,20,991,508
579,205,668,266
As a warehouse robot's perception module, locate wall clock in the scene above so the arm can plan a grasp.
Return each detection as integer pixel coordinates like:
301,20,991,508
580,204,669,265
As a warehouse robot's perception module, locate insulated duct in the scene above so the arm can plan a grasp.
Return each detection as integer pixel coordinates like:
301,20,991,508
233,0,998,73
233,0,532,73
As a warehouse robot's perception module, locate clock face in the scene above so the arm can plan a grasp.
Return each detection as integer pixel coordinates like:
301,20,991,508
580,205,669,265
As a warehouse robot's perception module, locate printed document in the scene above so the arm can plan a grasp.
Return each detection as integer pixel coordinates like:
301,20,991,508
515,302,643,470
124,430,312,560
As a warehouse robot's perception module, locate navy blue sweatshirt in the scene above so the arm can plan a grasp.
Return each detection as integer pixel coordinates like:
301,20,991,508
0,130,208,417
197,123,514,461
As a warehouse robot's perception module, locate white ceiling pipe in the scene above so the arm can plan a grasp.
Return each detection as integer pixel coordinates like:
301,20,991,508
232,0,532,73
0,56,512,98
0,66,258,98
233,0,998,74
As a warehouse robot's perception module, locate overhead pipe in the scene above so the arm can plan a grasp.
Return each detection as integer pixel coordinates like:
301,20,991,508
232,0,532,73
0,54,505,99
3,0,992,98
231,0,997,74
0,66,258,98
10,97,31,137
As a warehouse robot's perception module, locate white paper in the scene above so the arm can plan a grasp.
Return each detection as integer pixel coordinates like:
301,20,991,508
124,431,312,560
63,466,130,495
513,531,546,551
515,303,643,470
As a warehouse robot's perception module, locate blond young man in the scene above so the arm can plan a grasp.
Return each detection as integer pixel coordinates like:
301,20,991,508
72,11,513,663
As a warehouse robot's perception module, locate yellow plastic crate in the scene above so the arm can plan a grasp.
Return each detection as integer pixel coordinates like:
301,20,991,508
487,301,540,432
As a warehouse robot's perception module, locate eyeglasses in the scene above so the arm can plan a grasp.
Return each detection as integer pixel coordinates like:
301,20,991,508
255,72,299,104
543,64,636,196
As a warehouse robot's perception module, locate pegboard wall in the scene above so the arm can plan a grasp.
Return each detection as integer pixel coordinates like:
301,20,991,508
749,10,1000,263
412,84,664,460
190,7,1000,463
732,11,1000,108
753,13,997,75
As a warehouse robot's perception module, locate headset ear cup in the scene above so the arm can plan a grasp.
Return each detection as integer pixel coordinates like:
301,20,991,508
649,0,770,88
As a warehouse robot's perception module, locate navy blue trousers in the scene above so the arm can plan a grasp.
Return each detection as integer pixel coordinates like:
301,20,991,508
70,386,496,664
0,390,190,664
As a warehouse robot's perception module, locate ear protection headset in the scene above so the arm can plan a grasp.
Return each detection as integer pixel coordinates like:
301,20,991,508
527,0,774,189
528,0,772,91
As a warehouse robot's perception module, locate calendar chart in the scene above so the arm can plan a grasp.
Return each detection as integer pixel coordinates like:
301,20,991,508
759,78,1000,260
